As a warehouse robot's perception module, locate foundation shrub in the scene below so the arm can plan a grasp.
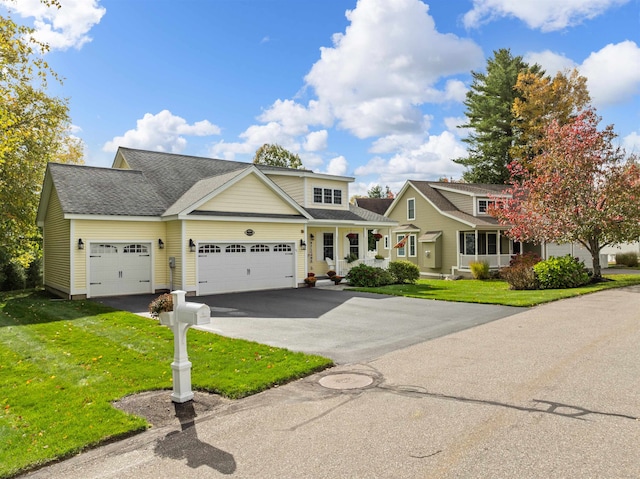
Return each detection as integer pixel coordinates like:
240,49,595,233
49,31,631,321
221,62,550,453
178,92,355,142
533,255,590,289
388,260,420,284
346,264,394,287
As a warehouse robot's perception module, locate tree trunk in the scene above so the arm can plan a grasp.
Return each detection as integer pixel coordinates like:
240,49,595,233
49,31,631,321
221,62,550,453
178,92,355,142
589,237,602,281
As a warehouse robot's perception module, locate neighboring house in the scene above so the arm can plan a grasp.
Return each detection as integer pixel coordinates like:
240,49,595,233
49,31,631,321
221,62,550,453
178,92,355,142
36,147,395,299
382,181,540,277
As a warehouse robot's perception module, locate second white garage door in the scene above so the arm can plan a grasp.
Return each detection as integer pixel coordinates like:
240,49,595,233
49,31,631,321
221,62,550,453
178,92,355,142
197,242,295,295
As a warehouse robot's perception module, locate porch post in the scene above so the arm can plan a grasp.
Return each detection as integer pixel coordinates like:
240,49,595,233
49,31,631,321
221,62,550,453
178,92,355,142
497,231,502,267
363,227,368,258
474,230,479,262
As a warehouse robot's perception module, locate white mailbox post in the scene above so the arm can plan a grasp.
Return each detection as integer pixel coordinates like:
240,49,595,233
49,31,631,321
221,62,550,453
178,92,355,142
161,290,211,403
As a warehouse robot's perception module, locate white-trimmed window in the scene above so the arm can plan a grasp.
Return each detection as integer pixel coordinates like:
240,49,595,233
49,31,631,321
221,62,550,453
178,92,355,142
396,234,406,257
408,235,416,257
250,244,270,252
477,199,503,214
225,244,246,253
323,233,334,260
273,244,292,252
313,187,343,205
407,198,415,220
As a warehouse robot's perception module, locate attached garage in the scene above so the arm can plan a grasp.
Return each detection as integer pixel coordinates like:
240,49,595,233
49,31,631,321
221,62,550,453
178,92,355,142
89,242,153,297
197,242,295,295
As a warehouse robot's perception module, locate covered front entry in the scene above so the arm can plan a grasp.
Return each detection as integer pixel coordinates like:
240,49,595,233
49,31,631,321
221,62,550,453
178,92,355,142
197,242,295,295
88,242,153,297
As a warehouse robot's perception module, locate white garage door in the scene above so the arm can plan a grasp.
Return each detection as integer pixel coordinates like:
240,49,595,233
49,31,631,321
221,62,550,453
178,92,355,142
197,242,295,295
89,243,152,297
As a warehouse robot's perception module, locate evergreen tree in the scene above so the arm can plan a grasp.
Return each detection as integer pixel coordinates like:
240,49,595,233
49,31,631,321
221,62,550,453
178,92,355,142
454,49,542,184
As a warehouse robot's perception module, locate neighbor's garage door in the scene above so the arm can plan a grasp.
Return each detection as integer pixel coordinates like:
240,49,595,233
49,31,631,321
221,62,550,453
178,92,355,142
89,243,152,297
197,242,295,295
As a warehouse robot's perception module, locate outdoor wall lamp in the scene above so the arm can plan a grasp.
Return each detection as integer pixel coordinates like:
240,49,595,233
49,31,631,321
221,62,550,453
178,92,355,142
158,239,165,249
78,238,84,250
310,234,314,240
300,239,307,250
189,239,196,252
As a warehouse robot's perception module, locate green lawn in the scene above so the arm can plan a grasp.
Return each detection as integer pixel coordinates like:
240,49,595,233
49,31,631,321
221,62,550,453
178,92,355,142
351,274,640,307
0,291,332,478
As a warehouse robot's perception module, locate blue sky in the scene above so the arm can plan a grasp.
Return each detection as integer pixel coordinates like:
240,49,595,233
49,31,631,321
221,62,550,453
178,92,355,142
3,0,640,196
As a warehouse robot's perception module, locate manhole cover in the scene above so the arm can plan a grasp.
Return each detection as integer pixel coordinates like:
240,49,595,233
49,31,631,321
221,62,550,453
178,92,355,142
319,373,374,390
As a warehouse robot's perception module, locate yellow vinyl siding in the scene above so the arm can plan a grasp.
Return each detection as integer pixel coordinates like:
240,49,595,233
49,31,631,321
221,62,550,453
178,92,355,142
72,219,167,292
184,221,304,289
165,220,183,290
266,174,305,204
198,174,299,215
43,188,70,293
308,179,349,210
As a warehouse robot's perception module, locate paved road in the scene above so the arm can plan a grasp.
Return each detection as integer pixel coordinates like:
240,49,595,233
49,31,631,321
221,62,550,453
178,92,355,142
100,288,522,364
25,286,640,478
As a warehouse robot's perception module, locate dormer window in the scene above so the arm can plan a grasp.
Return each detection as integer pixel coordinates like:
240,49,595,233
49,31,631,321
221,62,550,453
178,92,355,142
314,187,343,205
478,199,502,214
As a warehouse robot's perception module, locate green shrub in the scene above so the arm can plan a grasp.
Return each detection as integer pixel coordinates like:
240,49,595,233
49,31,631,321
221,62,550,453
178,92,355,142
469,261,490,280
1,260,26,291
346,264,394,287
499,252,542,290
533,255,590,289
615,252,638,267
25,257,43,288
388,260,420,284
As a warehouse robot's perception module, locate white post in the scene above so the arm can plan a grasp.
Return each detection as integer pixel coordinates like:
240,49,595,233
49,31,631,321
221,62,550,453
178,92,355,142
170,290,194,403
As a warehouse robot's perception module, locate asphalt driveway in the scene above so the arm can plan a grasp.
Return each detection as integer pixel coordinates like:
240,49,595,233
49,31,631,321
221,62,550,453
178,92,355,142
99,288,522,364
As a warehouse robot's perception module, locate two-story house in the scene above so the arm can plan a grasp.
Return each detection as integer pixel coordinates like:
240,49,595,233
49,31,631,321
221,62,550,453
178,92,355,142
382,181,541,277
36,147,395,299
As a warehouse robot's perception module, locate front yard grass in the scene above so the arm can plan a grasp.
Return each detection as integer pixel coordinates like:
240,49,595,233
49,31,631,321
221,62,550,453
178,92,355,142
0,291,332,478
351,274,640,307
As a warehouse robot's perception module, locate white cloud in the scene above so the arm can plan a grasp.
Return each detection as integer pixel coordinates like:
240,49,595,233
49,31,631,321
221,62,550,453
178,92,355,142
444,116,469,137
304,130,328,152
355,131,467,184
324,156,349,176
463,0,628,32
1,0,106,50
257,99,332,137
210,0,483,170
304,0,483,138
524,50,577,73
623,132,640,154
103,110,220,153
580,41,640,106
527,41,640,108
369,133,425,154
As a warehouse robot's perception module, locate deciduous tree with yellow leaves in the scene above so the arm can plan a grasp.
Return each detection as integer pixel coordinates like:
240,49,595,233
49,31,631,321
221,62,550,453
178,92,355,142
1,3,83,287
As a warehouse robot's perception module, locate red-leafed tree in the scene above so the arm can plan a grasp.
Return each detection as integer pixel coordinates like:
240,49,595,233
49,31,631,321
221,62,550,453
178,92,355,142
491,108,640,280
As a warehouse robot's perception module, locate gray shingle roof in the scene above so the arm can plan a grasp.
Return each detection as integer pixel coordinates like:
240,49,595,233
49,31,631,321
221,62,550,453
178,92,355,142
48,163,166,216
118,148,250,210
305,205,395,223
354,198,394,215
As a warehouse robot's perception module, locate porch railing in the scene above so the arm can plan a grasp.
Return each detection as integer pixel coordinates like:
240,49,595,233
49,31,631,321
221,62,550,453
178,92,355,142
459,254,513,269
336,257,390,276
